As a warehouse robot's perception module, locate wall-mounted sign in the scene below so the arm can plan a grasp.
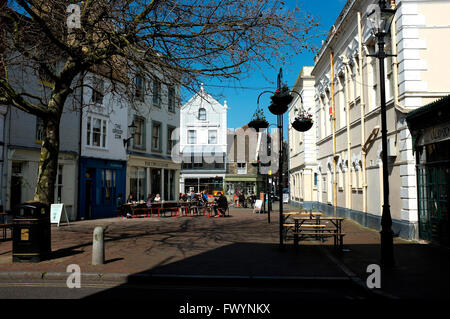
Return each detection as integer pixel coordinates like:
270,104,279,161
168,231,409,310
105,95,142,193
113,124,123,139
417,121,450,146
145,161,169,168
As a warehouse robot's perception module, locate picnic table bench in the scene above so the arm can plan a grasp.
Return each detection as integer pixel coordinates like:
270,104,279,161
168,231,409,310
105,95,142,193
288,215,346,248
0,212,12,240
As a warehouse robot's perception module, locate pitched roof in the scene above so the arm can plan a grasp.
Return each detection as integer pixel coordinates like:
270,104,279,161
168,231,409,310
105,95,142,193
182,83,226,112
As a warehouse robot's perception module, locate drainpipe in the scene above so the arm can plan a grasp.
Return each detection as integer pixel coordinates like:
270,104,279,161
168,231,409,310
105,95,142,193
77,75,83,220
330,51,337,218
343,59,352,210
358,12,368,214
390,0,400,108
0,104,8,210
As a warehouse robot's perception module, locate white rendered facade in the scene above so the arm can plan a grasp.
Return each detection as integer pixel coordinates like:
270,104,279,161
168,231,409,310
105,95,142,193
288,67,317,206
179,84,228,194
294,0,450,240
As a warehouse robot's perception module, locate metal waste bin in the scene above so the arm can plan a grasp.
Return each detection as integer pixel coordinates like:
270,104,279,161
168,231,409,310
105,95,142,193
12,202,51,262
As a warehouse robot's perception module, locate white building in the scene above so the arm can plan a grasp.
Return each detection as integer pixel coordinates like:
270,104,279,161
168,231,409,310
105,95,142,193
1,62,80,220
125,72,181,202
77,71,129,219
289,0,450,240
180,84,228,194
288,66,317,208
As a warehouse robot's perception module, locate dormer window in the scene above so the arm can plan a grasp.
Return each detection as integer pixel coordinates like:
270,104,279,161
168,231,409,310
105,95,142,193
198,108,206,120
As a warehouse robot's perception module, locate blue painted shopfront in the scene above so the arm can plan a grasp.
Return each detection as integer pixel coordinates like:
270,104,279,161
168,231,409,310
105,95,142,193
79,158,126,219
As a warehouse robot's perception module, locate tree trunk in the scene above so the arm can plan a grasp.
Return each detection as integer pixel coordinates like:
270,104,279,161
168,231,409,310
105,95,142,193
33,115,60,205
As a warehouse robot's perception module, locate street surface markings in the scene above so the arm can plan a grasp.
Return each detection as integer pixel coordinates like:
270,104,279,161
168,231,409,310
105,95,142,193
0,282,118,289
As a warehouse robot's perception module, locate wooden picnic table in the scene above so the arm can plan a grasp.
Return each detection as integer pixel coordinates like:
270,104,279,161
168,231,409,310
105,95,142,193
289,216,345,248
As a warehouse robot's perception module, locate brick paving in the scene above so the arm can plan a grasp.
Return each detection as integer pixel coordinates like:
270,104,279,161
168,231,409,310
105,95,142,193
1,205,449,298
0,207,345,277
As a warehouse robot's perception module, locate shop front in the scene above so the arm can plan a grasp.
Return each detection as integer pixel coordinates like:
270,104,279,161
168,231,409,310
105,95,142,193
79,158,126,219
182,175,224,195
407,96,450,246
126,155,180,201
8,148,79,220
224,176,264,202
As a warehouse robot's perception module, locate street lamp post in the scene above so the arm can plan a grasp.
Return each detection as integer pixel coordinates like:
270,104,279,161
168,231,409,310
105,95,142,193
266,68,292,250
277,108,284,249
268,170,272,224
252,68,309,247
123,120,137,148
367,0,396,268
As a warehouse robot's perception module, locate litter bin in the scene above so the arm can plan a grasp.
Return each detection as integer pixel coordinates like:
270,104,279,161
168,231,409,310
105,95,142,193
12,202,51,262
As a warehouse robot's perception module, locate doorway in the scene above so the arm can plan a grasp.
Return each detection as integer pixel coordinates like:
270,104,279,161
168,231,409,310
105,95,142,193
84,168,94,219
10,162,23,210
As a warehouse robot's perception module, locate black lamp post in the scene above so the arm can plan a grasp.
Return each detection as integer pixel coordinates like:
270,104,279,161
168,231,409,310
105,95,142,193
123,120,137,148
267,68,292,250
367,0,396,268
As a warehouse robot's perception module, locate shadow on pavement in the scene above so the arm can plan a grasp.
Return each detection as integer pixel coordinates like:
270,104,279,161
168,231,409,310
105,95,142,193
82,242,378,301
81,239,450,300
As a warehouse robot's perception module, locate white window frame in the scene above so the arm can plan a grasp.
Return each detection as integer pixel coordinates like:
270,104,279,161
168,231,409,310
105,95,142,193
208,130,217,144
133,116,145,149
92,76,105,105
237,162,247,175
86,116,108,149
36,117,45,143
153,76,161,107
188,130,196,144
198,108,206,121
135,74,145,102
168,85,176,113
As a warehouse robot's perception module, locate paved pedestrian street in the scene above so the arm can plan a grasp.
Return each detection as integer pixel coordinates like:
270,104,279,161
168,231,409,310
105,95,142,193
2,205,450,302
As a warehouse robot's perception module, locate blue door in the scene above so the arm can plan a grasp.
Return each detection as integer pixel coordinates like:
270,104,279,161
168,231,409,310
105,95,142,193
79,158,126,219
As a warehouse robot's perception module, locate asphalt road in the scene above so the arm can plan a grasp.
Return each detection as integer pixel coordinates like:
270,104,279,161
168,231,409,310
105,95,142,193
0,277,378,300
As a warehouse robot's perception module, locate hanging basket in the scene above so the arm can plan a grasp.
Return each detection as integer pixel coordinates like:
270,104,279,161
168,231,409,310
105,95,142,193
268,102,289,115
248,118,269,130
270,93,293,109
292,118,313,132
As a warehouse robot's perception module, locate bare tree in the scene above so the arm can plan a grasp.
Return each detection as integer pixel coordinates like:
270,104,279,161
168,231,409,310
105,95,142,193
0,0,318,205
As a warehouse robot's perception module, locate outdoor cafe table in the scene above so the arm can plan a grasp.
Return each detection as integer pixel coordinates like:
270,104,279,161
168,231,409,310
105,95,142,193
291,216,345,248
125,201,216,218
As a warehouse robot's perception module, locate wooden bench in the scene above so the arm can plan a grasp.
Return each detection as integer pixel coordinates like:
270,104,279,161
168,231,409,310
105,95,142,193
293,230,346,248
299,224,326,228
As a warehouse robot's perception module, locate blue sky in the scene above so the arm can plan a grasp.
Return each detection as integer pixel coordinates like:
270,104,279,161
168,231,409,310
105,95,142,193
181,0,347,133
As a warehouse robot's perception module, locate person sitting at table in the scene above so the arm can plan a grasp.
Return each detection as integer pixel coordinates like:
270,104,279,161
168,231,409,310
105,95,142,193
146,194,154,207
215,192,228,217
124,194,134,218
179,193,188,202
199,190,208,206
116,194,125,218
126,194,134,204
154,194,161,202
